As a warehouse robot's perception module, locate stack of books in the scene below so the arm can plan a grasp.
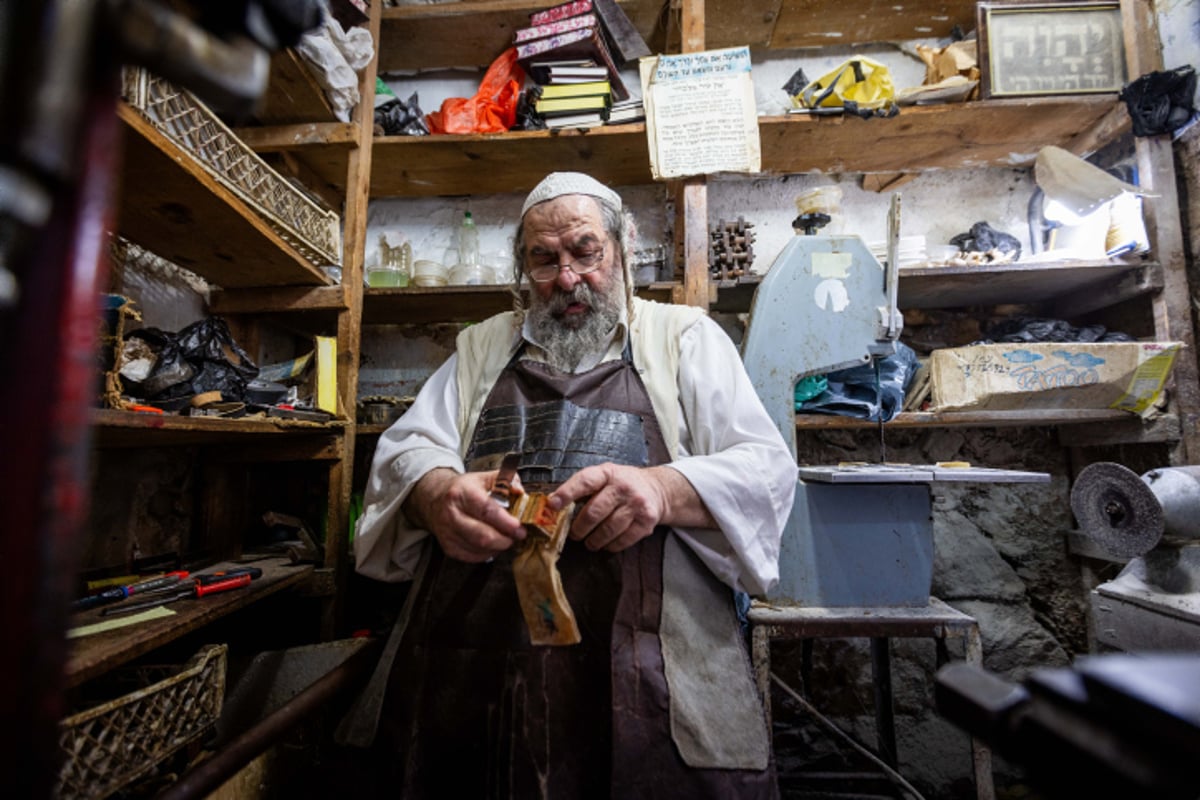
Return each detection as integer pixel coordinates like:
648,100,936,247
532,79,613,130
605,97,645,126
513,0,651,106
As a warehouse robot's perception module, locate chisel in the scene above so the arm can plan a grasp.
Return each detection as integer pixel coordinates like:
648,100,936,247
100,572,256,616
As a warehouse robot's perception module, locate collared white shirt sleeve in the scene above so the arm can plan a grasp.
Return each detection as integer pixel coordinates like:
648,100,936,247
667,316,797,597
353,355,465,582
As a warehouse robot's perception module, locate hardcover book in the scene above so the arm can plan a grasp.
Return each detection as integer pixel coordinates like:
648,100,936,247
527,59,609,85
537,80,611,99
516,27,629,101
545,110,609,129
535,93,612,116
514,13,599,44
528,0,594,26
592,0,651,67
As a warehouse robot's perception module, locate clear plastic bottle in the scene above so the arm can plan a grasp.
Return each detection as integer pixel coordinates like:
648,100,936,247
458,211,480,267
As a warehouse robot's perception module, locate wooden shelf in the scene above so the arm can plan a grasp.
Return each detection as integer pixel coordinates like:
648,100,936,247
362,281,676,325
708,0,978,51
65,557,314,688
378,0,664,72
370,123,651,198
711,258,1158,314
116,104,332,289
91,408,347,453
758,97,1126,175
367,98,1125,199
795,409,1177,436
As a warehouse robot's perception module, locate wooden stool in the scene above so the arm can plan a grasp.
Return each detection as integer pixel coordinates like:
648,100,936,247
749,598,994,800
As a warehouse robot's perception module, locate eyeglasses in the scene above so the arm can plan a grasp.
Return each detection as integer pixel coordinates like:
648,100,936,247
526,244,607,283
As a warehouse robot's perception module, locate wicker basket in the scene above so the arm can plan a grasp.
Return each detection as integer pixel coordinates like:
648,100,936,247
121,68,342,268
57,644,228,800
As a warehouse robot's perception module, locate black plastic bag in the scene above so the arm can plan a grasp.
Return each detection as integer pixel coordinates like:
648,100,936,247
374,92,430,136
127,317,259,403
797,342,921,422
976,316,1134,345
950,221,1022,261
1120,65,1197,137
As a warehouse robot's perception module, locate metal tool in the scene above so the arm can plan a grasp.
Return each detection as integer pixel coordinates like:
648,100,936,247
1071,463,1200,651
936,653,1200,799
101,568,262,616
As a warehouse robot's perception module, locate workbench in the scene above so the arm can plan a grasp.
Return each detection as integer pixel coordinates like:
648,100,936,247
749,598,994,800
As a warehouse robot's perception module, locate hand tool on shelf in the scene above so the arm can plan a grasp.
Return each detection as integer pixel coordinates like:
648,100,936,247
100,568,262,616
71,571,190,611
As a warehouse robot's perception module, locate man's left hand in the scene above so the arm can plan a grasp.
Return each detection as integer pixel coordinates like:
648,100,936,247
548,464,715,552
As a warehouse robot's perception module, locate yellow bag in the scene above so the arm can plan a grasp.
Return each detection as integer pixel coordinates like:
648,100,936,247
793,57,899,117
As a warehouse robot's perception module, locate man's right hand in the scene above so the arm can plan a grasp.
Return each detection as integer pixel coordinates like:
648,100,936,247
404,468,527,562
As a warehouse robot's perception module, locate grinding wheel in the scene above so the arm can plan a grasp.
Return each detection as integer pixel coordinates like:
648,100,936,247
1071,462,1164,559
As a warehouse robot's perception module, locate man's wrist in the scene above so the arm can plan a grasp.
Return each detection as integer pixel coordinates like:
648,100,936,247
403,467,458,530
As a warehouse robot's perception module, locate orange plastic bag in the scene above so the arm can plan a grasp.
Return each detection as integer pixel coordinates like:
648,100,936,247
426,48,524,134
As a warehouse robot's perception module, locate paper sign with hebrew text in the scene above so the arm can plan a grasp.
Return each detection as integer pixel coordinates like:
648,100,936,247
640,47,761,180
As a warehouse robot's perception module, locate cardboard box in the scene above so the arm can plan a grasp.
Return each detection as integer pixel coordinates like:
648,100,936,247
930,342,1182,414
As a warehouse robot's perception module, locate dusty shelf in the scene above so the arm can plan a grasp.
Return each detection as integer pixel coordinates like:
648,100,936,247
65,557,315,688
711,258,1158,314
361,282,676,325
91,408,347,453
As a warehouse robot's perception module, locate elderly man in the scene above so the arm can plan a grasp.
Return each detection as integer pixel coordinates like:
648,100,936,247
352,172,796,798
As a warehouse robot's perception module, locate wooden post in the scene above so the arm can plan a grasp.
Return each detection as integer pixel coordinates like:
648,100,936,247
672,0,711,309
1121,0,1200,464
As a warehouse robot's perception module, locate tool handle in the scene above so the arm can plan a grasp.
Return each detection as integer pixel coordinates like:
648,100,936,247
193,573,252,597
125,573,187,596
71,586,127,611
194,567,262,586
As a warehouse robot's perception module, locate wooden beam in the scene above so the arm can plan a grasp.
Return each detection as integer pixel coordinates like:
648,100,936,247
1123,0,1200,464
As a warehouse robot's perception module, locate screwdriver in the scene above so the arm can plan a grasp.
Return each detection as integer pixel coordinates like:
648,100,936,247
71,571,190,611
100,569,260,616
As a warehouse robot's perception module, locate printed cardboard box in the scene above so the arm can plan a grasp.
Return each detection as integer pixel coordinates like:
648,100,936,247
930,342,1182,414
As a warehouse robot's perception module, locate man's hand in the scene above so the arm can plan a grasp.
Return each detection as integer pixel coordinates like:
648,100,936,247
548,464,716,553
404,468,527,562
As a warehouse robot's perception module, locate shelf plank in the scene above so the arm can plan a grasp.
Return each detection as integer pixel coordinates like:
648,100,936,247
758,97,1125,174
65,558,314,688
368,98,1123,198
795,409,1171,432
898,259,1155,309
710,259,1159,314
258,48,336,125
378,0,662,72
713,0,979,51
208,285,348,315
116,105,332,289
91,408,347,451
370,124,652,197
362,282,675,324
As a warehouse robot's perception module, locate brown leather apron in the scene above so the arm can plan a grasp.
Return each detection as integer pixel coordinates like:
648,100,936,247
377,343,776,799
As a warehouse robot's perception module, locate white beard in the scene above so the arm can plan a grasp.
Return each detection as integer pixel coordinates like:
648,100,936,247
527,278,625,372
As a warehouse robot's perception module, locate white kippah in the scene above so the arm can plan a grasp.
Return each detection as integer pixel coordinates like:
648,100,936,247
520,172,622,218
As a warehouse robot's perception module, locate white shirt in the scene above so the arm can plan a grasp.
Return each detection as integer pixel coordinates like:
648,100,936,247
353,313,797,597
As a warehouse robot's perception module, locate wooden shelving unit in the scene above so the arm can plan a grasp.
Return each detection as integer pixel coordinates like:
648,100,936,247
711,258,1159,313
117,105,332,289
65,557,314,688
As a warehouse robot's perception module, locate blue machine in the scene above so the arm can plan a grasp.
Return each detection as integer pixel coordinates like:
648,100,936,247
742,201,1046,607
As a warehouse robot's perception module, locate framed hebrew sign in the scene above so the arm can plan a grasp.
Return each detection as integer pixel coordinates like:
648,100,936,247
978,2,1127,98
